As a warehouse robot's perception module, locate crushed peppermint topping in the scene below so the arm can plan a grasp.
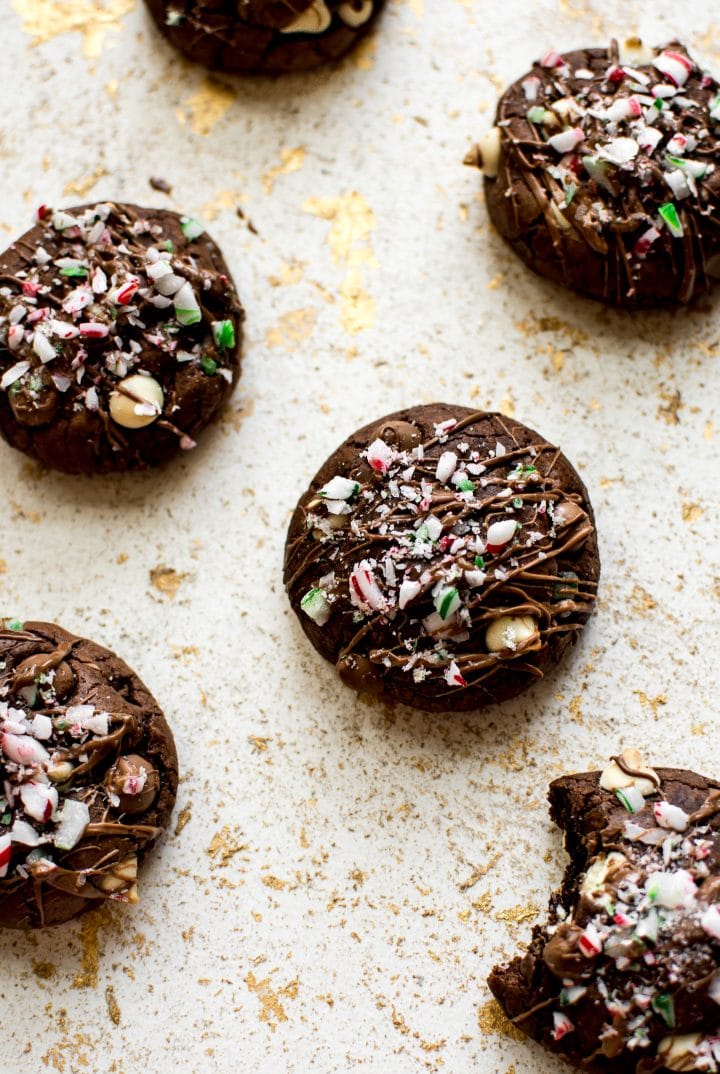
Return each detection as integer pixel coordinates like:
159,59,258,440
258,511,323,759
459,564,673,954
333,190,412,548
0,203,240,450
288,412,596,700
489,40,719,293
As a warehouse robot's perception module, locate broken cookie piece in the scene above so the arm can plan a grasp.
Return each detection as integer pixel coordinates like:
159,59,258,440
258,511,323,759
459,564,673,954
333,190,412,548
489,751,720,1072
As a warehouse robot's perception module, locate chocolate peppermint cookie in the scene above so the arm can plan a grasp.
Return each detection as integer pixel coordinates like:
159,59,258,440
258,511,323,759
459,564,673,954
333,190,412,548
0,620,178,928
0,202,244,474
467,40,720,307
144,0,385,75
489,751,720,1073
284,405,599,713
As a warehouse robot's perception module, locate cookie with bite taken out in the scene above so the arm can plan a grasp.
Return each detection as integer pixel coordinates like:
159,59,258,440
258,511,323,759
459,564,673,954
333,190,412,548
489,750,720,1073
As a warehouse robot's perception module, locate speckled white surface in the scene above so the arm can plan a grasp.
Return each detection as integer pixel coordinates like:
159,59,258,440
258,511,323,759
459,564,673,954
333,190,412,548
0,1,719,1071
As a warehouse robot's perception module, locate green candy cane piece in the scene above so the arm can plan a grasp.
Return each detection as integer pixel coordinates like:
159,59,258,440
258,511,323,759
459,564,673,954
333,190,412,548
658,203,683,238
301,588,331,627
180,217,204,241
212,320,235,351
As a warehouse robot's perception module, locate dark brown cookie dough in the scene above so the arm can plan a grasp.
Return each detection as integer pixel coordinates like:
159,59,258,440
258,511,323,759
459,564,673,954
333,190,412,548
0,619,178,928
467,40,720,308
489,751,720,1073
0,202,244,474
144,0,385,75
283,405,599,713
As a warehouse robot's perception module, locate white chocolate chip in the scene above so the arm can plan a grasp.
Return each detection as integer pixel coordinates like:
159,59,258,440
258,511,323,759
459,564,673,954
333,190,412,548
281,0,331,33
338,0,373,27
95,853,138,893
580,852,627,900
618,37,655,67
485,615,538,652
599,748,659,798
656,1034,704,1071
109,374,164,429
476,127,502,179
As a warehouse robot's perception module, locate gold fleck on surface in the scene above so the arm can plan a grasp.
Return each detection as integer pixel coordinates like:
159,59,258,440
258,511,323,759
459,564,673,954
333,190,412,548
477,1000,525,1040
681,502,704,523
460,853,501,891
629,584,657,616
207,826,246,866
174,804,192,836
150,566,187,599
105,985,121,1025
73,905,116,989
248,735,271,752
178,78,235,136
11,0,134,58
244,972,298,1031
265,308,318,350
471,891,493,914
262,147,306,195
494,903,540,926
261,874,287,890
303,193,377,334
62,166,108,198
635,692,668,717
657,385,683,424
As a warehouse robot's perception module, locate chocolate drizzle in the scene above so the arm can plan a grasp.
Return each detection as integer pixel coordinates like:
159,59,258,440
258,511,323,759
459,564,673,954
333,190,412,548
284,405,599,711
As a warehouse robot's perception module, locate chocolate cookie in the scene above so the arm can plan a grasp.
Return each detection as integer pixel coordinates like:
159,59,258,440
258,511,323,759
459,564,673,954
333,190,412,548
489,751,720,1073
467,40,720,308
144,0,385,75
0,620,178,928
283,405,599,713
0,202,244,474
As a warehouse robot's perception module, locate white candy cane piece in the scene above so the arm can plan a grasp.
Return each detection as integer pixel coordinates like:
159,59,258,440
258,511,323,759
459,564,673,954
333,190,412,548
54,798,90,851
63,285,93,315
552,1012,574,1041
485,519,517,552
653,801,689,832
701,905,720,942
32,330,57,364
597,137,639,164
398,579,422,610
349,562,386,613
653,50,693,87
435,451,457,483
444,661,467,688
547,127,584,154
645,869,697,909
10,818,42,846
1,360,30,389
1,731,49,765
19,781,58,824
578,923,603,957
366,438,395,474
0,834,11,878
319,476,359,500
